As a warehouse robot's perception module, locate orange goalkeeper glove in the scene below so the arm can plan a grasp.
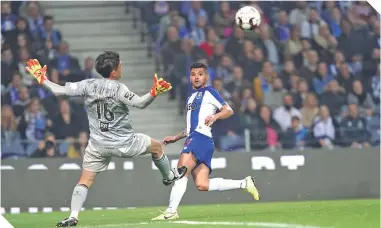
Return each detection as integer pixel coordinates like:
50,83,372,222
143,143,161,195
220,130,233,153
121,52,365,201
25,59,48,84
150,73,172,97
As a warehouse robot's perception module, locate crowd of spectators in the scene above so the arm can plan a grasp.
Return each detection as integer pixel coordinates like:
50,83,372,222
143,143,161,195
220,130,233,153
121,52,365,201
1,1,94,159
139,1,380,151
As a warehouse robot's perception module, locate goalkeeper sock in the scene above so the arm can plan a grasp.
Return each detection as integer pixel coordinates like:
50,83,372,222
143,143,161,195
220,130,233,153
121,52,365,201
208,178,245,191
167,177,188,213
153,154,174,180
69,184,88,219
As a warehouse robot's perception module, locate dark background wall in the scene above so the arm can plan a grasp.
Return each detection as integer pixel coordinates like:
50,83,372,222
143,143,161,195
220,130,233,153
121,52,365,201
1,148,379,213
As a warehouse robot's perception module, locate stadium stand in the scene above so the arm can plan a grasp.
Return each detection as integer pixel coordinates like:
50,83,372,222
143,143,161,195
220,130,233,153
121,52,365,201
1,1,380,159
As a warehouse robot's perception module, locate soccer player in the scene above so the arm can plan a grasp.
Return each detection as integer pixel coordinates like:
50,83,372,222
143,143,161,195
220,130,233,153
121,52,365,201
152,63,260,220
24,52,187,227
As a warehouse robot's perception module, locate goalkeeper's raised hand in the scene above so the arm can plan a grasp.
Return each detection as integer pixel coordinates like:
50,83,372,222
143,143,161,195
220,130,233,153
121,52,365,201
25,59,48,84
150,73,172,97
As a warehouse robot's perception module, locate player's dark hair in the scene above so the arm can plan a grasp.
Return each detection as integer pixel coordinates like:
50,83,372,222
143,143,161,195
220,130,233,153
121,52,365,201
190,62,208,71
95,51,120,78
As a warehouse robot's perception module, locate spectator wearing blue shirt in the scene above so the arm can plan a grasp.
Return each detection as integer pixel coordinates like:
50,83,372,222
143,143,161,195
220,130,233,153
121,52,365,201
327,7,342,38
283,116,308,150
40,15,62,47
274,10,292,43
1,2,18,33
313,62,334,95
25,2,44,41
190,16,207,46
188,1,208,31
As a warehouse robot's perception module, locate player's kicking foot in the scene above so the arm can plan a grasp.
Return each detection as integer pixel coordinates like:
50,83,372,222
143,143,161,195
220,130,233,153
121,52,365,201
162,166,187,186
244,176,260,200
152,211,179,220
56,217,78,227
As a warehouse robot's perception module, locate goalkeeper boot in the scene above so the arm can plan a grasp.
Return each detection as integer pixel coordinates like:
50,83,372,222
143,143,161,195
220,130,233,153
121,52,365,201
162,166,187,186
56,217,78,227
244,176,260,200
152,210,179,220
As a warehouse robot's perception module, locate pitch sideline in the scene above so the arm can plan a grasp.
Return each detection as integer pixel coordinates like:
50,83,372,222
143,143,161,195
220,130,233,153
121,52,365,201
77,220,333,228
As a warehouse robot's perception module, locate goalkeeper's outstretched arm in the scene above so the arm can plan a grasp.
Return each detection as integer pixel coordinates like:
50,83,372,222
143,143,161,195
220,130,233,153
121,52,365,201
42,80,68,96
118,84,155,109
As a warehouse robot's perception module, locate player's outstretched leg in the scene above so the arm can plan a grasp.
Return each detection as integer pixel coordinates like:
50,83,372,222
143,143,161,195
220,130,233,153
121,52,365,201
153,153,196,220
56,169,97,227
149,138,187,186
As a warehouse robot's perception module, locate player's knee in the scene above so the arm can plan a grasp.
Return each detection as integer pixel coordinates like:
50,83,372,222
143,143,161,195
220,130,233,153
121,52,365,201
196,183,209,191
149,139,163,158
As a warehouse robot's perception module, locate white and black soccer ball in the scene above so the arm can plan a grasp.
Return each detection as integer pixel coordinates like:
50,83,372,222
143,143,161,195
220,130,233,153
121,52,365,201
235,6,261,30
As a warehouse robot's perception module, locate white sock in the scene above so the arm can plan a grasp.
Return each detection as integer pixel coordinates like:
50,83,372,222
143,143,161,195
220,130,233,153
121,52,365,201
208,178,246,191
166,177,188,213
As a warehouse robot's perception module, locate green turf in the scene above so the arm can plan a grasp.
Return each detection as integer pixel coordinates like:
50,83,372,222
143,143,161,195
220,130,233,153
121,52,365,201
4,199,380,228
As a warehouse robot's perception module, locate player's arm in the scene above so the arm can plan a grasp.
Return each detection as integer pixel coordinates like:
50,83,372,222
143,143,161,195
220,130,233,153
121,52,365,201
205,88,234,126
118,74,172,109
163,129,187,145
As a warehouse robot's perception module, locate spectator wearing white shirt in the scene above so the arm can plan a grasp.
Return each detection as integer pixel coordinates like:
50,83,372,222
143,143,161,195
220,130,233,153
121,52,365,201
313,105,335,149
300,8,326,39
273,93,302,131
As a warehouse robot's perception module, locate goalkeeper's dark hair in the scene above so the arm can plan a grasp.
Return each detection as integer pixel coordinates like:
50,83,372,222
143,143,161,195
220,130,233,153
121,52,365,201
190,62,208,71
95,51,120,78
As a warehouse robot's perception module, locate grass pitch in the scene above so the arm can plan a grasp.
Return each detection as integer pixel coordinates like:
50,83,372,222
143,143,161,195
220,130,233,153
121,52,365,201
5,199,380,228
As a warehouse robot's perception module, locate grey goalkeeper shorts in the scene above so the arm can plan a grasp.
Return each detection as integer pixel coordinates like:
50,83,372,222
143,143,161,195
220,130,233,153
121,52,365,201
82,133,151,173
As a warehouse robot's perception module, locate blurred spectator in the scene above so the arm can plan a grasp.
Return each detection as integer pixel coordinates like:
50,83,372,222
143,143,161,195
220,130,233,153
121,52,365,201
284,25,303,68
216,55,234,84
282,116,308,150
190,16,207,46
210,42,225,68
18,47,35,86
188,1,208,30
157,8,185,45
212,111,244,151
67,131,88,158
369,65,380,105
81,57,97,80
264,78,287,109
239,98,258,128
1,1,18,33
4,72,23,105
273,93,302,131
51,99,83,140
340,103,370,148
238,42,263,81
213,2,234,39
256,24,280,66
337,62,356,94
35,37,59,65
313,24,337,62
13,33,33,60
12,86,30,118
348,80,375,116
320,80,347,117
312,105,335,149
300,93,319,127
278,60,296,90
239,87,254,113
299,49,319,88
289,73,301,93
313,62,334,95
226,65,250,94
161,26,182,72
31,132,60,157
40,15,62,47
18,98,48,142
337,19,367,60
1,105,24,159
49,41,81,82
4,17,33,48
253,61,277,104
326,7,343,38
251,105,282,150
25,1,44,41
274,10,292,43
212,78,231,102
225,26,244,62
329,50,346,76
300,8,326,39
200,28,219,57
292,78,309,109
2,46,19,81
289,1,310,26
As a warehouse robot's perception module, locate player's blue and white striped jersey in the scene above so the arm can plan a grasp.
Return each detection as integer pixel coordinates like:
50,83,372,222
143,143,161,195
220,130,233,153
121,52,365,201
186,86,226,138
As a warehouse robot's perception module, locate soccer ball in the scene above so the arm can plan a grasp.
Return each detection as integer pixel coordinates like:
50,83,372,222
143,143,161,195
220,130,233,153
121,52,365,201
235,6,261,30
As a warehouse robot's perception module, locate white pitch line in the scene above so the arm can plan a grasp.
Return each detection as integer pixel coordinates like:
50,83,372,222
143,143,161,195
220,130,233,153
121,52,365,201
77,220,332,228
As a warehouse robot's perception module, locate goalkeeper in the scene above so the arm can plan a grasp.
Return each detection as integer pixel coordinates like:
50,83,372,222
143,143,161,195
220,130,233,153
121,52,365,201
25,52,187,227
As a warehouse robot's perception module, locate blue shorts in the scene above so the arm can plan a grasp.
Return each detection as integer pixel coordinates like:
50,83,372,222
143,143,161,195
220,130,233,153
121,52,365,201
181,131,215,174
